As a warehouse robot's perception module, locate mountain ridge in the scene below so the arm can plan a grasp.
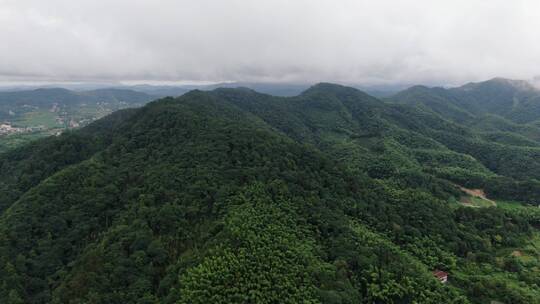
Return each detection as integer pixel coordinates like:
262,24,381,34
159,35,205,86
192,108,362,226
392,78,540,124
1,81,540,303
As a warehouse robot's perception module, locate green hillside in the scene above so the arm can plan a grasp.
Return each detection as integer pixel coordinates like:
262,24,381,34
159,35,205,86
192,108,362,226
391,78,540,125
1,84,540,303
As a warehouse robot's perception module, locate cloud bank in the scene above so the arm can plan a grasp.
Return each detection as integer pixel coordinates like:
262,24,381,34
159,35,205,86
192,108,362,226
0,0,538,85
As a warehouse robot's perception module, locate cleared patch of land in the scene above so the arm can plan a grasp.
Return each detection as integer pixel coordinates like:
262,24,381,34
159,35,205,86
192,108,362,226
459,186,497,207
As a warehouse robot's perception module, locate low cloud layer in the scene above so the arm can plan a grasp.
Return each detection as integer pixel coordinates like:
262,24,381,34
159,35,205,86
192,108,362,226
0,0,539,85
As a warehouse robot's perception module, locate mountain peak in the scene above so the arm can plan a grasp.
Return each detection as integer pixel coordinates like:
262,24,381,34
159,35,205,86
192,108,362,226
31,87,73,94
212,86,258,94
305,82,351,91
301,82,369,97
460,77,537,92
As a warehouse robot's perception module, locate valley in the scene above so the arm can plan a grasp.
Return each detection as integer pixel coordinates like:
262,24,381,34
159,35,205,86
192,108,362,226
0,88,156,153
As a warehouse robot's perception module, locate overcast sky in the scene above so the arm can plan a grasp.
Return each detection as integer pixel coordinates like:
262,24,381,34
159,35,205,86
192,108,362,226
0,0,539,86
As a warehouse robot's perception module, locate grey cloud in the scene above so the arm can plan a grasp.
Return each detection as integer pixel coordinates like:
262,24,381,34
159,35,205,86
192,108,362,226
0,0,539,85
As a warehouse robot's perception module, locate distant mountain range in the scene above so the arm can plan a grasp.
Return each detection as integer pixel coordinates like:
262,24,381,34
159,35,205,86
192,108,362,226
0,87,155,106
0,81,407,98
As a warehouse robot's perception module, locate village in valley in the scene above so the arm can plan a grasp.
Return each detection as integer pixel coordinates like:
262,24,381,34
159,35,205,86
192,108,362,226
0,100,125,153
0,122,37,136
1,103,91,135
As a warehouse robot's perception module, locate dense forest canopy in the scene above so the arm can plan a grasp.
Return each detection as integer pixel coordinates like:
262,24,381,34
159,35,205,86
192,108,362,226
1,80,540,303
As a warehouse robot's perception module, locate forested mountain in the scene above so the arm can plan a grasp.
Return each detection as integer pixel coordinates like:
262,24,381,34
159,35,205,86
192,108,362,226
1,83,540,303
126,82,311,97
391,78,540,124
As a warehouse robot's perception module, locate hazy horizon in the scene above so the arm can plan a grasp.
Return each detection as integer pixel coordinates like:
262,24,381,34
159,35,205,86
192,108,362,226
1,0,539,87
0,76,539,93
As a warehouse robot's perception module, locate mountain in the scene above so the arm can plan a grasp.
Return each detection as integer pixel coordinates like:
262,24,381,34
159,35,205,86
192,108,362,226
1,84,540,303
390,78,540,151
124,82,311,97
130,82,403,98
216,83,540,198
391,78,540,124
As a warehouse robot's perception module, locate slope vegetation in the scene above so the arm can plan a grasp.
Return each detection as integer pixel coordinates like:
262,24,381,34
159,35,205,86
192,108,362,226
0,85,539,303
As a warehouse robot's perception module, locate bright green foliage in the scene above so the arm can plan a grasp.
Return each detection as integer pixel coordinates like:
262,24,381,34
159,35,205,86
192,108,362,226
178,187,320,304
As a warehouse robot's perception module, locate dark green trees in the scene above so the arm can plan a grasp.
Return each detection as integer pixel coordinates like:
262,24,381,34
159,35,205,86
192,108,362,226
1,83,540,303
